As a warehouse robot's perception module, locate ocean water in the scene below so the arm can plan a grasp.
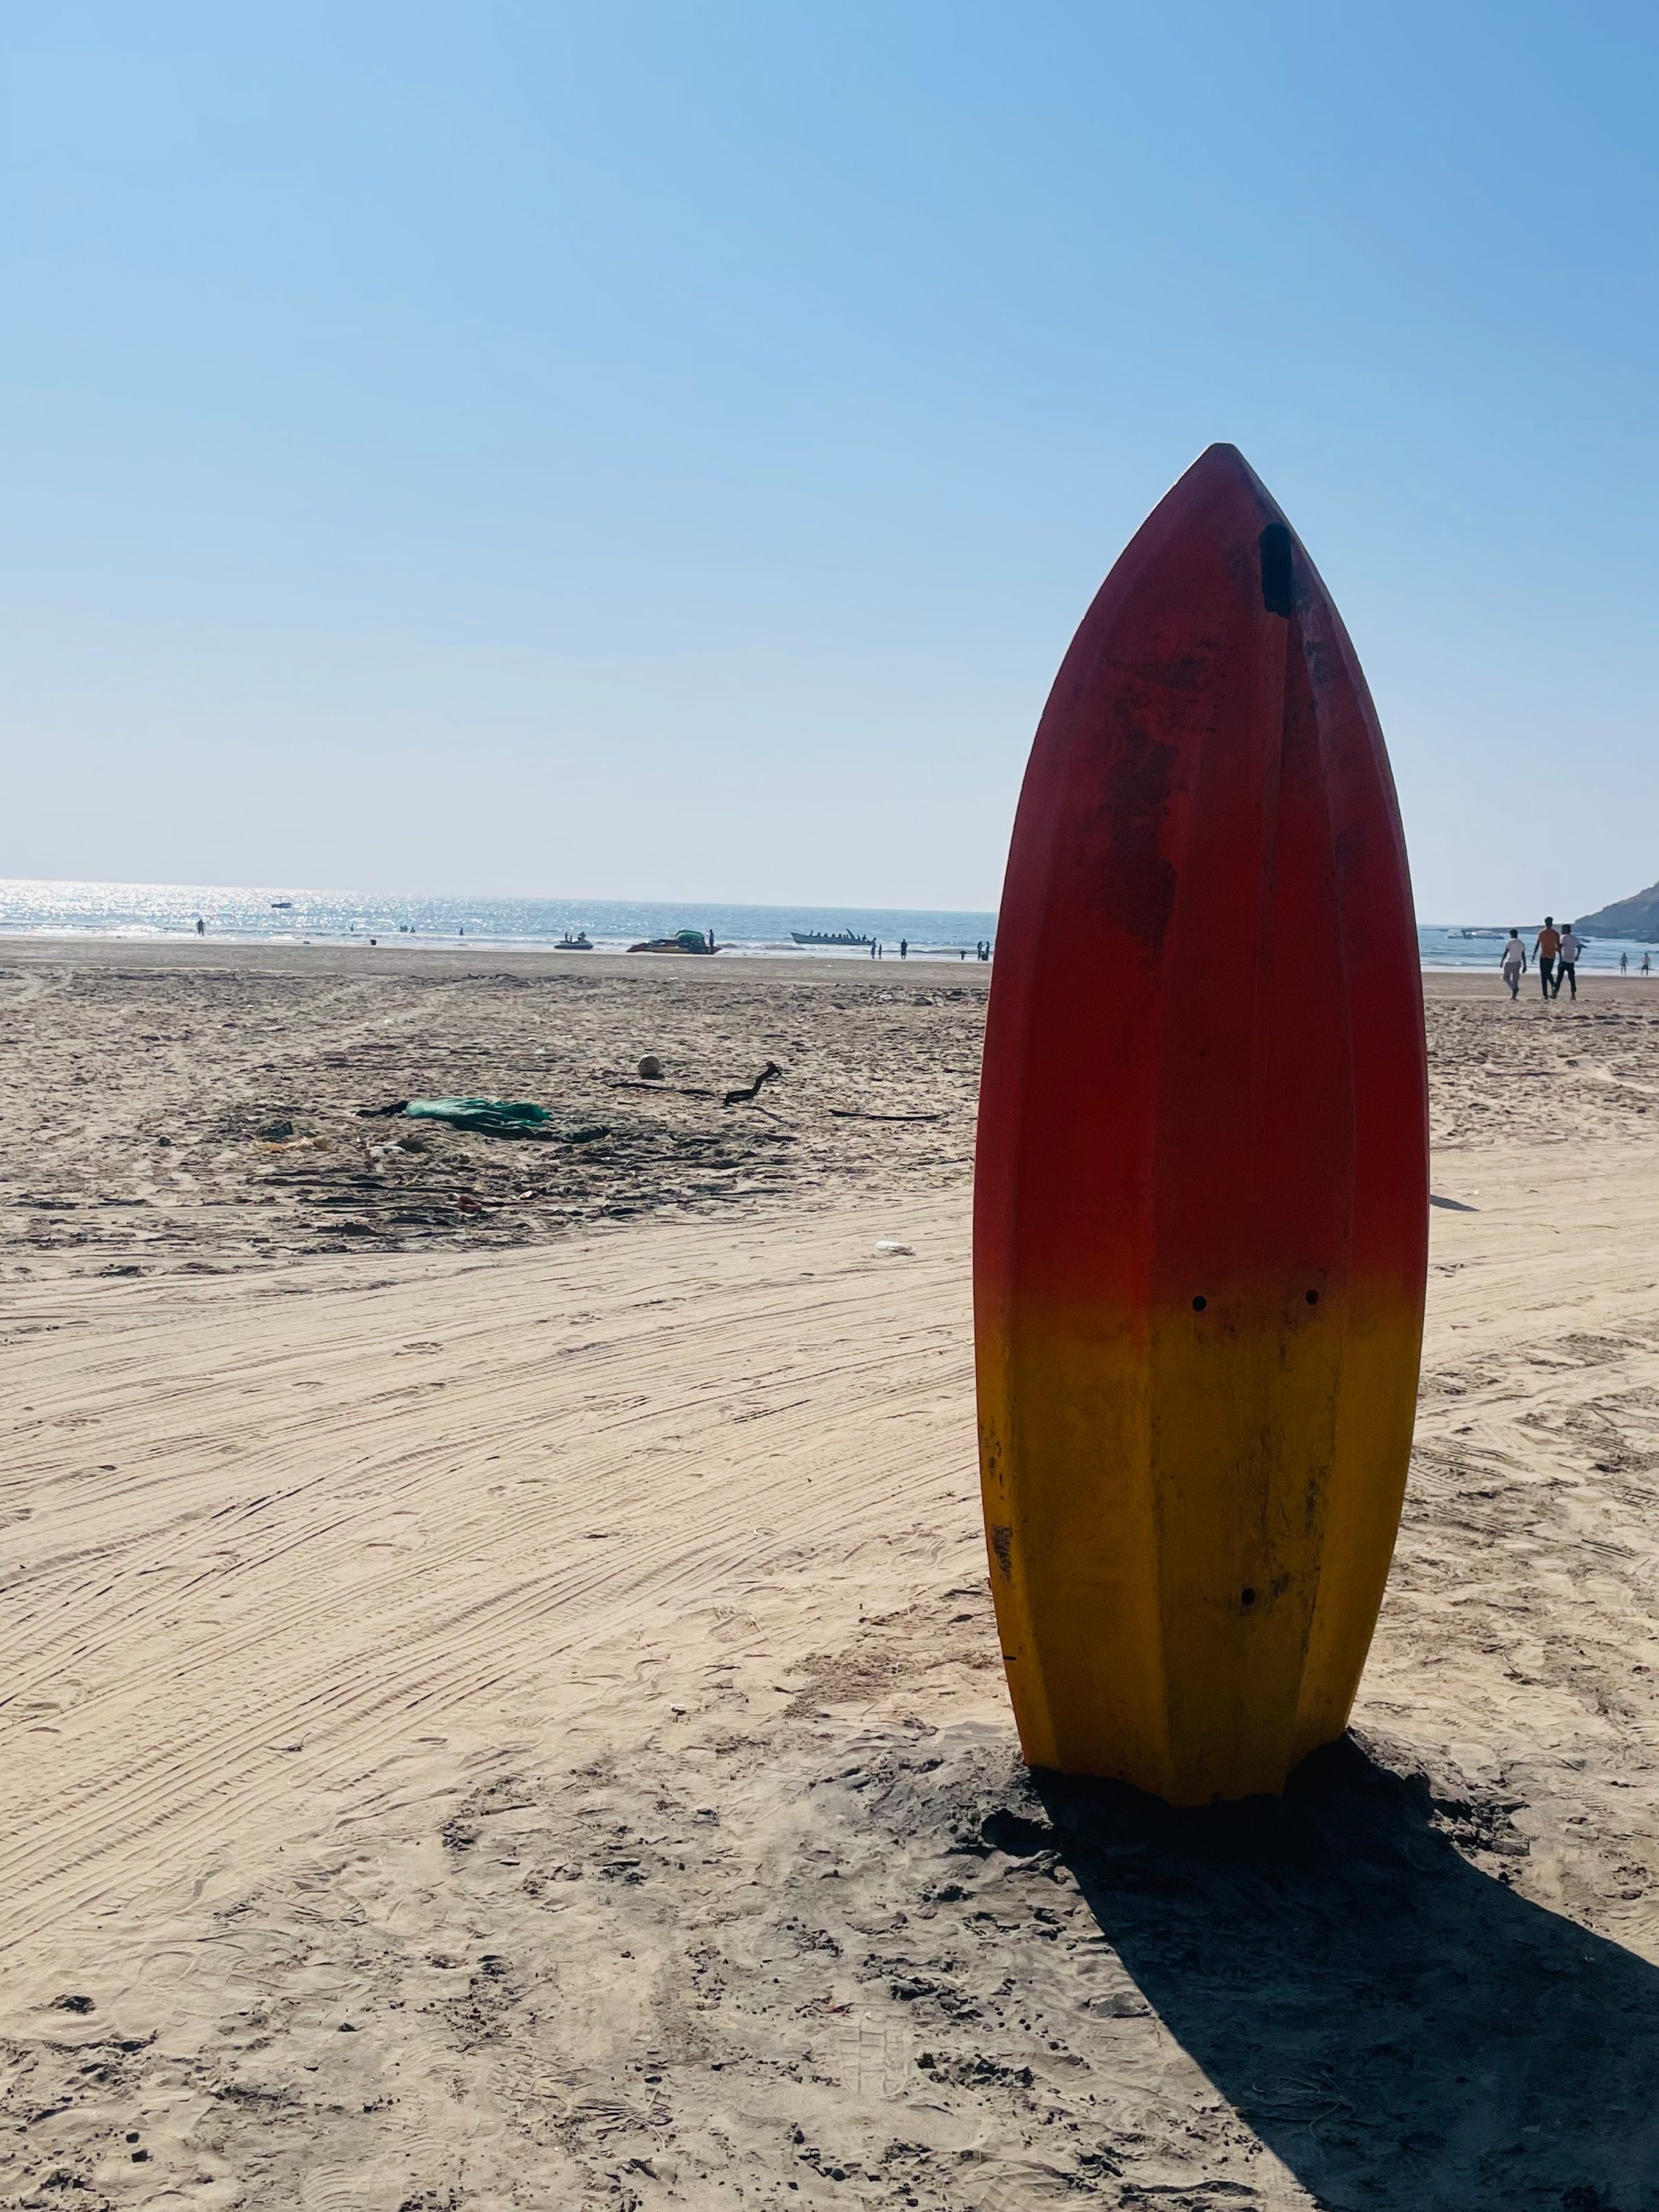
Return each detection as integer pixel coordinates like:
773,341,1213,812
0,881,1652,972
0,880,997,959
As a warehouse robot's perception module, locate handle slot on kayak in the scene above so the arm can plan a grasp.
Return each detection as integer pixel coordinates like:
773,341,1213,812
1259,523,1295,616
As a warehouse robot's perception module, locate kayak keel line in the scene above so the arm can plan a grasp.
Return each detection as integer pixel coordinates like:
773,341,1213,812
973,443,1429,1805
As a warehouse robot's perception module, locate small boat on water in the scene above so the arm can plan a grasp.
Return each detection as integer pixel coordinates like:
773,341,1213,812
557,931,594,950
1446,927,1507,940
628,928,720,955
270,900,293,910
791,929,873,947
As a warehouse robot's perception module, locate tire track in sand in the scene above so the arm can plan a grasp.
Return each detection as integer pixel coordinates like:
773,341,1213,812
0,1196,980,1957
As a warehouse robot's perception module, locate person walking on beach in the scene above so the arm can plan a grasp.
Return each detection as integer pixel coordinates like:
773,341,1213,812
1500,930,1526,998
1622,951,1630,975
1534,915,1562,1000
899,937,908,959
1555,924,1583,1000
1644,953,1653,979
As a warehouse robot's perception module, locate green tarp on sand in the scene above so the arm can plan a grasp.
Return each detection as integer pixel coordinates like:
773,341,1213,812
402,1097,552,1136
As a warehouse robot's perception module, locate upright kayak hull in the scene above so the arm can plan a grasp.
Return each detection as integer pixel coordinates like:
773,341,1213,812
974,444,1427,1805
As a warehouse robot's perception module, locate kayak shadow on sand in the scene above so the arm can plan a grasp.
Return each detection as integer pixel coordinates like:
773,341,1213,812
1028,1734,1659,2212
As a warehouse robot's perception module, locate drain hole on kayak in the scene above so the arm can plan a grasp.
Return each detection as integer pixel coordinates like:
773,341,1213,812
1306,1288,1320,1304
1259,523,1294,616
1192,1295,1207,1311
1241,1587,1257,1608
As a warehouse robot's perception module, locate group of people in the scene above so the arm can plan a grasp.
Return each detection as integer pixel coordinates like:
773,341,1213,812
1499,917,1653,999
868,938,994,962
1501,918,1583,999
1500,917,1582,1000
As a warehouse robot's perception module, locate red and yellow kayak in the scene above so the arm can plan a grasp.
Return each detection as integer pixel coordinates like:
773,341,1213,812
974,444,1427,1804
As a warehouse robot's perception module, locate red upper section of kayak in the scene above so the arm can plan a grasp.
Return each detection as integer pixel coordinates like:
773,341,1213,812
976,443,1427,1322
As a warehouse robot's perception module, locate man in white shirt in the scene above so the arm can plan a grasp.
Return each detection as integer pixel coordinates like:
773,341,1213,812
1555,925,1583,1000
1500,930,1526,999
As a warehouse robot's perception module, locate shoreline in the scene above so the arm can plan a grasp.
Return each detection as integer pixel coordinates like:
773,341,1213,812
0,932,994,964
8,925,1658,990
3,926,1656,980
5,927,1659,971
0,930,990,975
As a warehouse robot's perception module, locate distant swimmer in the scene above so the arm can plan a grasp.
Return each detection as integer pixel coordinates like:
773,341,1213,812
899,938,908,959
1533,915,1561,1001
1500,930,1526,999
1555,924,1582,1000
195,916,205,937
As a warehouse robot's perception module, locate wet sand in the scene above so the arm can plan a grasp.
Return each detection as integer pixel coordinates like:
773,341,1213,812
4,943,1659,2209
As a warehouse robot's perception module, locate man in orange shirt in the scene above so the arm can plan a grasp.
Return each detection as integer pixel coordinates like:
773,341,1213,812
1534,915,1562,1000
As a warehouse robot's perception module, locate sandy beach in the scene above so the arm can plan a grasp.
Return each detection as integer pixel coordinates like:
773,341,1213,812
6,941,1659,2210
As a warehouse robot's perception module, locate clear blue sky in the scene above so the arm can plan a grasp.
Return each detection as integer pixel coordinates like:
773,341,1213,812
4,2,1656,919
